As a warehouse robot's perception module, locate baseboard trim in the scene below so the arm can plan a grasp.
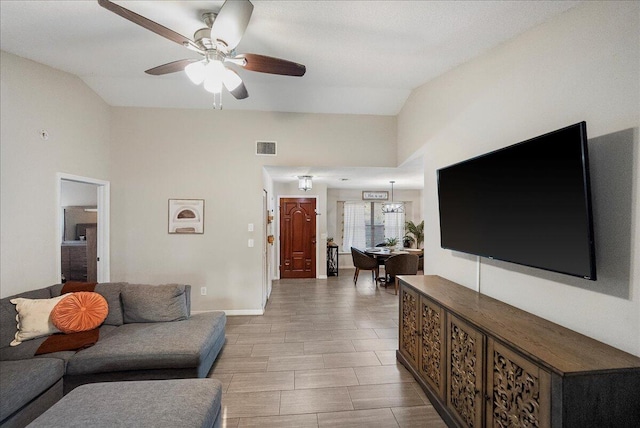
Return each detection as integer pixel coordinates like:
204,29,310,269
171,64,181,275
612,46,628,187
318,275,328,279
192,309,265,316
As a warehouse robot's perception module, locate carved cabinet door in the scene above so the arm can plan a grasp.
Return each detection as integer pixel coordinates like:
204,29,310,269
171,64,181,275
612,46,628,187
486,339,551,428
419,296,446,401
399,285,420,367
447,314,485,428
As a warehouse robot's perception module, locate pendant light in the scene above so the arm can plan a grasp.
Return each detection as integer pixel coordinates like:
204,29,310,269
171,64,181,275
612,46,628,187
382,180,404,214
298,176,313,191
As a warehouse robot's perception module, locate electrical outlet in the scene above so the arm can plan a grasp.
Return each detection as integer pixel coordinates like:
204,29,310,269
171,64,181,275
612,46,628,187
248,223,254,232
248,239,254,247
200,287,207,296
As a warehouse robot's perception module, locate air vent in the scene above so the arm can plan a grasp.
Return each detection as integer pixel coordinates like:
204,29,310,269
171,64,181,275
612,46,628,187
256,141,277,156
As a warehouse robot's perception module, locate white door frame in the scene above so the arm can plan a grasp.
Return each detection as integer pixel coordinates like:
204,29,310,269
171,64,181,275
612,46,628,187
262,189,269,310
56,173,110,283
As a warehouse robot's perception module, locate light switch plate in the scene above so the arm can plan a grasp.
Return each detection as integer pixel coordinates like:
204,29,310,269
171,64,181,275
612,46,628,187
248,239,254,247
248,223,254,232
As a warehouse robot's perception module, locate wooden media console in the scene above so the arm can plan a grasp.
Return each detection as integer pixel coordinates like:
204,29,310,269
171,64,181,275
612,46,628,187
397,275,640,428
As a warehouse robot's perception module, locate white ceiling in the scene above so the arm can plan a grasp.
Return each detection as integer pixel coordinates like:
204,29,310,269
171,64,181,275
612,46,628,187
265,156,424,190
0,0,581,116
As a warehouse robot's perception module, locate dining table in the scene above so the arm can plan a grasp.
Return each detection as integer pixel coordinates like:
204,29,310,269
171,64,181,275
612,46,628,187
364,248,410,284
364,247,409,259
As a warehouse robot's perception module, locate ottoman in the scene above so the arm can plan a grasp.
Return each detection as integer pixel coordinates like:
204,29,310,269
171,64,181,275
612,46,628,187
27,379,222,428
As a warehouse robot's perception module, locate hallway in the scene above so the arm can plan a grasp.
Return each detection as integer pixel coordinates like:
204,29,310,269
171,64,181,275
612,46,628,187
209,272,446,427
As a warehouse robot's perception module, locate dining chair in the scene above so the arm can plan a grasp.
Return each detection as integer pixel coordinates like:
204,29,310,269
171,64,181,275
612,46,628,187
384,253,420,295
351,247,379,285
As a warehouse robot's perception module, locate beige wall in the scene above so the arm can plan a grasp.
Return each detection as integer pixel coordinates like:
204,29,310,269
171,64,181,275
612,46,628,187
0,50,396,311
398,2,640,355
108,108,396,313
0,52,111,297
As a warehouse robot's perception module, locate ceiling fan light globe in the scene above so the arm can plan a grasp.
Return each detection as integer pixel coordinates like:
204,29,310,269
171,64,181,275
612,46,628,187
185,61,206,85
205,60,226,80
204,77,223,94
223,68,243,91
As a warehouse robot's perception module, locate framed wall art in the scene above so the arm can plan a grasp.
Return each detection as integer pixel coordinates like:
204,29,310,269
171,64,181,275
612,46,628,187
168,199,204,234
362,191,388,201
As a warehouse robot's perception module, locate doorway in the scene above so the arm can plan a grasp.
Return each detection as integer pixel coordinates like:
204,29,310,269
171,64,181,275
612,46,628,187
279,198,316,278
57,173,110,283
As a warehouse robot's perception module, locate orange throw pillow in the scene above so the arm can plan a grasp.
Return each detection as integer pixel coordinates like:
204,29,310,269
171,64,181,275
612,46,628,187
51,292,108,333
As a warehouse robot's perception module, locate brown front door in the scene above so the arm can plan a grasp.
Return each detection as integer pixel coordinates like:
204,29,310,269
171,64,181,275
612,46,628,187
280,198,316,278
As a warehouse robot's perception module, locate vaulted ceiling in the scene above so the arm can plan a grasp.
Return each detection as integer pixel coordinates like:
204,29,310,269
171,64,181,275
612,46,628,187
1,1,580,115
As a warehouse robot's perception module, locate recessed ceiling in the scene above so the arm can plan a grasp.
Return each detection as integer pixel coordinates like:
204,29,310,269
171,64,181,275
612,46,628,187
0,0,581,115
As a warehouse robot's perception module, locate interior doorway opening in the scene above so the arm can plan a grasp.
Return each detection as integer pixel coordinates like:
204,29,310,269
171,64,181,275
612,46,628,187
56,173,110,283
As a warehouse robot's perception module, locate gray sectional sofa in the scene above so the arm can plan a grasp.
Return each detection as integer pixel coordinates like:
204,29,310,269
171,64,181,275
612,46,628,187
0,282,226,427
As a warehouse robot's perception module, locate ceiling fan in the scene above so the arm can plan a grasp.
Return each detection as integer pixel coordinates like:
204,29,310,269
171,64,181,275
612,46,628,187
97,0,306,106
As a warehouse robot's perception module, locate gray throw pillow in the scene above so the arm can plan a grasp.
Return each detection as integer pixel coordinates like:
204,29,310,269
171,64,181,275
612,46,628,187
121,284,189,323
94,283,126,326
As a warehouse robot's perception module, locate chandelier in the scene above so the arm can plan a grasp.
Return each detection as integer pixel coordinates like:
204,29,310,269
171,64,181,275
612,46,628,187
382,181,404,214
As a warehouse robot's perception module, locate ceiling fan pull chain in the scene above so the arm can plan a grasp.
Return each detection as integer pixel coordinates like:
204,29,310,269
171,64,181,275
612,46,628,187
213,92,222,110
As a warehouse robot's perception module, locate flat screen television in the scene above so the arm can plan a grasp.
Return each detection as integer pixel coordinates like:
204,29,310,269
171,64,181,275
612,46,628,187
437,122,596,280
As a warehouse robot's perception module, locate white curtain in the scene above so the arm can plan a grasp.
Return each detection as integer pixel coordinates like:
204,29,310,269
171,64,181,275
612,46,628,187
384,211,405,248
342,202,366,252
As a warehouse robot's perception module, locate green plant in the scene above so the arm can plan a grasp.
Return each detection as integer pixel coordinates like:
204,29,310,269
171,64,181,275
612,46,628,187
385,237,399,247
404,220,424,248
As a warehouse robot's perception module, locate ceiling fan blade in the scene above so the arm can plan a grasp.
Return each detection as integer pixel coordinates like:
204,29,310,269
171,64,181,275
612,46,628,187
234,54,306,77
145,59,198,76
98,0,196,49
223,69,249,100
210,0,254,51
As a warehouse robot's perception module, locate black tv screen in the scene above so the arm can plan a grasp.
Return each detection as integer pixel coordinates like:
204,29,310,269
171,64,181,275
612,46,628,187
437,122,596,280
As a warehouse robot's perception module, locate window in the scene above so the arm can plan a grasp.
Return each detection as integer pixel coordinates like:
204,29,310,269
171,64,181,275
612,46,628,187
342,202,366,251
340,201,408,251
365,202,386,248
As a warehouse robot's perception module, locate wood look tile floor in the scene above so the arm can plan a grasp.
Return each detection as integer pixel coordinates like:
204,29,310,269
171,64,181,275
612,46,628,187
208,272,447,427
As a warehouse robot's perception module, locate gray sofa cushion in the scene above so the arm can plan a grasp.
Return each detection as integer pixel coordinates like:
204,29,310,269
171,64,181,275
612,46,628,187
94,283,125,325
0,288,52,350
121,284,189,323
0,324,117,362
66,312,226,375
0,358,64,421
29,379,222,428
